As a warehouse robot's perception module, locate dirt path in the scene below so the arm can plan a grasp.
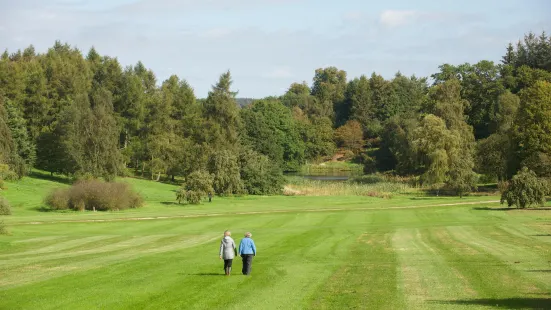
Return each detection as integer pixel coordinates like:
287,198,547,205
14,200,501,225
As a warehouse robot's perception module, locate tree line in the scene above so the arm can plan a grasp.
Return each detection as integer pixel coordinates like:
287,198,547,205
1,31,550,196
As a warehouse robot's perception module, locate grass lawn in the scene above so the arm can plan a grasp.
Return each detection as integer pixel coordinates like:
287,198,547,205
0,175,550,309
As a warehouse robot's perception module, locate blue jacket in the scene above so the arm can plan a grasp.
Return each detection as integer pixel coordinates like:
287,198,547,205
239,237,256,256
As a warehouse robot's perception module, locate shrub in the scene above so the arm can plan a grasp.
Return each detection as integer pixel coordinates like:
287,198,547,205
500,167,547,209
0,178,4,190
0,197,11,215
0,164,17,181
45,189,70,210
45,180,144,211
0,221,7,235
177,170,214,205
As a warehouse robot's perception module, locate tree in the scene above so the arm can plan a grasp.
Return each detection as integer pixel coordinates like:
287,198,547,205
503,31,551,71
282,85,332,119
4,99,35,176
208,150,243,195
239,149,284,195
203,71,241,148
53,89,122,180
377,116,418,174
241,99,304,171
298,116,336,160
413,114,456,188
475,91,520,180
501,167,547,209
391,73,427,118
0,99,19,179
177,170,214,204
311,67,347,125
334,120,364,153
432,61,505,139
346,75,380,138
430,79,477,195
513,81,551,176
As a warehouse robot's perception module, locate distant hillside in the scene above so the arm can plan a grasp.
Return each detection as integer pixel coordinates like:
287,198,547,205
236,98,254,107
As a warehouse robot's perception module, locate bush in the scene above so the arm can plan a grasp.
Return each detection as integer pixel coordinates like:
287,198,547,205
45,189,70,210
45,180,144,211
0,197,11,215
0,164,17,181
0,221,7,235
500,167,547,209
177,170,214,205
0,178,4,190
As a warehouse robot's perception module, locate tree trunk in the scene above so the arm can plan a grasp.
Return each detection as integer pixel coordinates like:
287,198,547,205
172,175,175,182
156,171,161,181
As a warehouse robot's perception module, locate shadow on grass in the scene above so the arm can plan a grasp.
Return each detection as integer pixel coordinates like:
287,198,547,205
527,270,551,273
532,234,551,237
473,207,551,211
161,201,180,206
473,207,512,211
409,197,444,201
430,298,551,309
181,273,223,276
29,171,72,185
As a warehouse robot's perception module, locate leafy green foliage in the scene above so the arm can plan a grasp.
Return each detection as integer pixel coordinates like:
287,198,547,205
503,31,551,71
513,81,551,176
241,99,304,171
52,90,122,180
239,149,284,195
208,150,243,195
311,67,346,124
203,71,241,148
177,170,214,204
4,99,35,176
500,167,547,208
334,120,364,153
0,196,11,215
432,61,505,139
1,33,551,199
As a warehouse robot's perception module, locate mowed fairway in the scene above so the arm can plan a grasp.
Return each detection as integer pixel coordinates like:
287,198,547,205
1,177,550,309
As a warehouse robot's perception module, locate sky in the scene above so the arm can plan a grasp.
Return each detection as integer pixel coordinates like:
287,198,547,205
0,0,550,98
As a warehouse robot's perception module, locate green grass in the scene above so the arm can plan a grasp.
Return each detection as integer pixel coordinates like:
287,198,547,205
0,174,550,309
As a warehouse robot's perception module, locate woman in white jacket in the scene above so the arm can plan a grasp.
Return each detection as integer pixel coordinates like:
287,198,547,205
219,230,237,276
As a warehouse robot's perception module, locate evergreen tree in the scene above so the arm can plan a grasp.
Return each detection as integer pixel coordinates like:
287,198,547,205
203,71,241,149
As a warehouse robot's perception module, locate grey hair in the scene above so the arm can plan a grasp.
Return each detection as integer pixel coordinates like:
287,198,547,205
244,232,252,238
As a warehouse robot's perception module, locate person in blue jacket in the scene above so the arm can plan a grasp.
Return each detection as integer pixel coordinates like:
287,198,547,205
239,232,256,275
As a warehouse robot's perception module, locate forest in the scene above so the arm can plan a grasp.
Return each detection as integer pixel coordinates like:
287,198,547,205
1,31,550,197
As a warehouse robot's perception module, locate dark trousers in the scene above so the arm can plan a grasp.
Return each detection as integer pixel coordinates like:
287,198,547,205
223,259,233,269
241,254,254,275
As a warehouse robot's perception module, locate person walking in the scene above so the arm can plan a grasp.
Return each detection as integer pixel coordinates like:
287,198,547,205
239,232,256,275
219,230,237,276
